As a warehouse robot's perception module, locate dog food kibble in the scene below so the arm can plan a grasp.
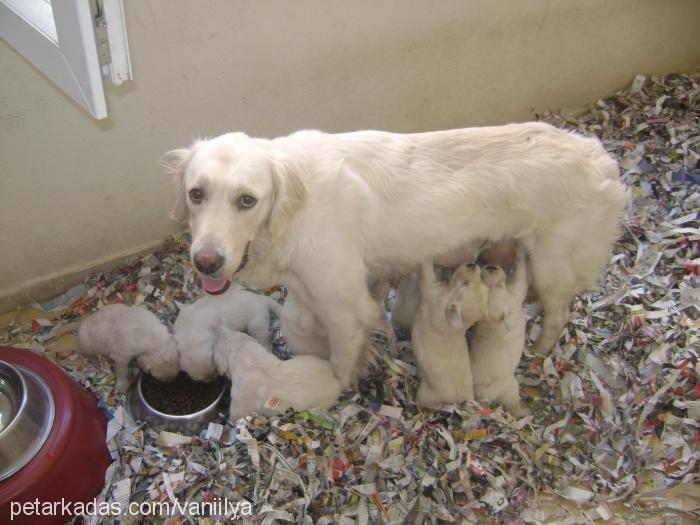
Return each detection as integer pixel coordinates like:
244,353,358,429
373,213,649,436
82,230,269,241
141,372,225,415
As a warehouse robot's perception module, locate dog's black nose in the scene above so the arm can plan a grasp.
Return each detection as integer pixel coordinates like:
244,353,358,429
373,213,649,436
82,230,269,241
194,250,224,274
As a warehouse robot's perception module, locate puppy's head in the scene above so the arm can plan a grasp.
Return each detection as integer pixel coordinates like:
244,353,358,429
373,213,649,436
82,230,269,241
482,265,510,322
163,133,305,294
137,338,179,382
445,263,488,329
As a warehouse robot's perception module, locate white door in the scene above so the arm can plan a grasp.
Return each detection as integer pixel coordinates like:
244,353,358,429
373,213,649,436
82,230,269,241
0,0,132,119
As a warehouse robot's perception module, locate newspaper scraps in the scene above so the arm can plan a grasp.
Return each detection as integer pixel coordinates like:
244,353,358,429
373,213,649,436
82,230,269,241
1,73,698,524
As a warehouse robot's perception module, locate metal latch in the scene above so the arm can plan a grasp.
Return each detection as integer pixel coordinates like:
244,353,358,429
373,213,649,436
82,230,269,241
93,0,133,86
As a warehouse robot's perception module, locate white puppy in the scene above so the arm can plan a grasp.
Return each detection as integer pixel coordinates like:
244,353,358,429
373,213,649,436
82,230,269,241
470,249,529,416
77,304,178,392
411,261,488,408
167,123,628,387
175,282,281,381
213,330,341,421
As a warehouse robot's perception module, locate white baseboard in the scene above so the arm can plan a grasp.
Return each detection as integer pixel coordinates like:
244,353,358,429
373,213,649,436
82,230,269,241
0,240,166,313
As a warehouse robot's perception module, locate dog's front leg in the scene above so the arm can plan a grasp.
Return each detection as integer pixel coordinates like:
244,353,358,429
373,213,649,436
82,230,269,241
310,283,380,389
281,289,330,357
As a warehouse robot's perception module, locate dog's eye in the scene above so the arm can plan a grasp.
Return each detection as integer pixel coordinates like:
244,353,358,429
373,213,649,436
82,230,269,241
189,188,204,203
238,194,257,209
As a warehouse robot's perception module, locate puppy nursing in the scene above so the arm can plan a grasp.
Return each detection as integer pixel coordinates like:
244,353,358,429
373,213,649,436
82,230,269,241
470,250,529,416
77,304,178,392
214,329,341,421
175,283,282,381
411,261,487,408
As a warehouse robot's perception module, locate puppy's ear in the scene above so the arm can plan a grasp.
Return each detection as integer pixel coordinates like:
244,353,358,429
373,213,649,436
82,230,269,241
161,147,194,223
269,157,306,239
446,303,463,329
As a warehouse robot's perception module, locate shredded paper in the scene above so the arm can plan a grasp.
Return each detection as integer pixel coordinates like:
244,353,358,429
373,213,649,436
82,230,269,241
1,73,698,524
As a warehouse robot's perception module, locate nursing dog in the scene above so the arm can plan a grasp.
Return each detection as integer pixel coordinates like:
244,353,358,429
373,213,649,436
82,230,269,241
166,123,627,387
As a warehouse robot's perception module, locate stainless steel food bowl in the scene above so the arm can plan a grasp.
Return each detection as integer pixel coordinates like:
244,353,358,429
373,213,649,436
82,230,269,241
0,361,55,480
126,373,226,433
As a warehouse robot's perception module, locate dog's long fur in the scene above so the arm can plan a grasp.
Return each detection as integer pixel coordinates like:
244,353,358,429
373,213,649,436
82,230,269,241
167,123,627,387
213,329,341,421
411,261,487,407
77,304,179,391
470,250,529,416
174,283,281,381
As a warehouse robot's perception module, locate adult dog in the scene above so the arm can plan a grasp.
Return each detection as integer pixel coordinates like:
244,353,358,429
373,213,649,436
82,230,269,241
166,123,627,388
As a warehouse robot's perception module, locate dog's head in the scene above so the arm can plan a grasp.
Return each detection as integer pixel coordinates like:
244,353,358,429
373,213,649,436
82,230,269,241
445,263,488,329
164,133,306,294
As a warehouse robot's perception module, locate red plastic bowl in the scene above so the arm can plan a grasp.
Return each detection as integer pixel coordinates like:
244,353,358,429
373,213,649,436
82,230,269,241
0,346,111,525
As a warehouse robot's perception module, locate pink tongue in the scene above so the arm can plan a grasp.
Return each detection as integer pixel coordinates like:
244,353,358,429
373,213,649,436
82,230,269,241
201,276,231,293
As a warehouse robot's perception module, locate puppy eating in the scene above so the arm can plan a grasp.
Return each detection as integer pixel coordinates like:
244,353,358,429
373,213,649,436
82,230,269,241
213,329,342,422
470,248,529,416
411,261,488,408
77,304,179,392
175,282,281,381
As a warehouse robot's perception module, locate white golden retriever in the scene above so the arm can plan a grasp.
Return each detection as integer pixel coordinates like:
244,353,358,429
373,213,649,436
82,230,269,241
412,261,487,407
166,123,627,387
470,250,529,416
213,329,341,421
77,304,179,391
174,283,281,381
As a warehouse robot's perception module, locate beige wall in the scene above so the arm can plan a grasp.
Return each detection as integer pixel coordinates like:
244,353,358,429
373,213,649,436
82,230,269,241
1,0,699,309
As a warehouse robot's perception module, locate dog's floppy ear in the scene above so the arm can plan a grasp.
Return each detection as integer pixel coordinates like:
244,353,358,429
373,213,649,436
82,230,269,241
269,157,306,239
446,303,463,329
161,147,195,223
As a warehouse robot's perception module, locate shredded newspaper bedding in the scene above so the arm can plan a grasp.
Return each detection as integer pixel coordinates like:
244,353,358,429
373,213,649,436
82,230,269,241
1,73,698,524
